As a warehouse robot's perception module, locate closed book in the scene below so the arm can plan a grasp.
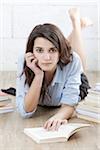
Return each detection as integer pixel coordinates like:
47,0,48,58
24,123,90,144
0,90,11,101
77,102,100,113
0,99,12,107
91,83,100,92
0,104,14,114
0,96,10,101
77,114,100,123
88,89,100,96
76,108,100,119
84,98,100,107
0,91,8,96
86,94,99,101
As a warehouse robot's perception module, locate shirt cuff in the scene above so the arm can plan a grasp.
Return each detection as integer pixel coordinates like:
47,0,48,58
61,95,80,106
16,96,36,118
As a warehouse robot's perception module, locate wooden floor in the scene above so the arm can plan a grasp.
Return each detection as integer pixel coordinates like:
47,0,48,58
0,71,100,150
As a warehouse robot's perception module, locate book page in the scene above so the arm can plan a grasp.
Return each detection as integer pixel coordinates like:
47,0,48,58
24,127,65,140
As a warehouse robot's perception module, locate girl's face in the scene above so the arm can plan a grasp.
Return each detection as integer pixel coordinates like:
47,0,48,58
33,37,59,72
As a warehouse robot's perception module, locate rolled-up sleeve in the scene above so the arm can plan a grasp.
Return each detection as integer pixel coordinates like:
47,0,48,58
16,55,36,118
61,53,82,106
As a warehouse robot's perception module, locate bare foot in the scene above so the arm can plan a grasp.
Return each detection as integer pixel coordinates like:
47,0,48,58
80,17,93,28
69,8,80,20
69,8,93,29
68,8,81,28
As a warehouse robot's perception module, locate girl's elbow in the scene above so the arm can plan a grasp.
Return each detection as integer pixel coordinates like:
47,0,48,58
19,109,36,119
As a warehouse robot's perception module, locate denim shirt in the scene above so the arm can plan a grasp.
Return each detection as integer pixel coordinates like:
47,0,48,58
16,52,83,118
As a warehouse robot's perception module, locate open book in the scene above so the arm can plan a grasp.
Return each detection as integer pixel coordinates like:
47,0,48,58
24,123,90,143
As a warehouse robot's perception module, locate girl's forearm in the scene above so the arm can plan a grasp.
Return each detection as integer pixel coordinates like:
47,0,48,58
53,104,75,120
24,75,43,112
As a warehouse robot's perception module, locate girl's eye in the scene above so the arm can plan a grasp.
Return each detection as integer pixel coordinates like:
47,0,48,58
36,48,43,53
49,48,58,53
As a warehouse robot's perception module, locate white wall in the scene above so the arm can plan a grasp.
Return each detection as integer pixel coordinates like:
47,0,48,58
0,0,99,71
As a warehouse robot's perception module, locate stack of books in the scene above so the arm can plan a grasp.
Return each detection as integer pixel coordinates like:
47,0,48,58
0,91,14,114
76,83,100,123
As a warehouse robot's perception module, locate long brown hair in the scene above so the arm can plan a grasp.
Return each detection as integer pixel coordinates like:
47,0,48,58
22,23,72,86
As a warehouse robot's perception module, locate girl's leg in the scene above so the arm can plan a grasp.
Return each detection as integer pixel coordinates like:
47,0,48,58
67,8,93,71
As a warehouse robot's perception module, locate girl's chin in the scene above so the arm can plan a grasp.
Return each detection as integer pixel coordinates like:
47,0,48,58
39,66,53,71
39,63,57,72
41,68,52,71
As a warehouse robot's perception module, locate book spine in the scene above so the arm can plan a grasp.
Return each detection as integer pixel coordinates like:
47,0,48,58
77,114,100,123
76,109,100,119
84,99,100,107
86,94,99,101
0,109,14,114
77,104,100,113
88,90,100,95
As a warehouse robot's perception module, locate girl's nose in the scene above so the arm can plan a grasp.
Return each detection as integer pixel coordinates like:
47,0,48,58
43,53,50,60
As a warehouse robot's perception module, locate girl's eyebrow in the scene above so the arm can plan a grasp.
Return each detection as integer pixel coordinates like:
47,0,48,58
34,47,42,49
49,46,57,49
34,46,56,49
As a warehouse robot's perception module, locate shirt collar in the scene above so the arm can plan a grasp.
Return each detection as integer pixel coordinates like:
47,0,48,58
51,65,64,86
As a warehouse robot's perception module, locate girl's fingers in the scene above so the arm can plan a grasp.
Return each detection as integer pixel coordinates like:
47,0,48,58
25,54,35,66
49,120,58,131
31,59,38,69
44,120,54,130
44,122,48,129
25,53,34,61
51,120,63,131
25,52,34,57
26,56,34,62
55,121,62,131
52,120,67,131
61,119,68,124
44,120,50,129
44,119,68,131
25,54,34,60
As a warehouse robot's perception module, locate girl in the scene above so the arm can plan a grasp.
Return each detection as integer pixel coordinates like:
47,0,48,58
16,8,90,131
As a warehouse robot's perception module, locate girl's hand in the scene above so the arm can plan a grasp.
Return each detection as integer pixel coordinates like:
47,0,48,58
44,116,68,131
25,52,44,76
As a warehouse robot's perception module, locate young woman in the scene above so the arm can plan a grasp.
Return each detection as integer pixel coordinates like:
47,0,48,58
16,8,90,131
